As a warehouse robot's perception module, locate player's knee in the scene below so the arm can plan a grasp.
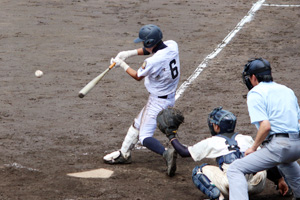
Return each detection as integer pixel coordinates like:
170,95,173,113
139,137,144,145
192,164,220,199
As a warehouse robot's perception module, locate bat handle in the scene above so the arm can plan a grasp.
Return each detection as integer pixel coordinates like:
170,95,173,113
109,62,116,69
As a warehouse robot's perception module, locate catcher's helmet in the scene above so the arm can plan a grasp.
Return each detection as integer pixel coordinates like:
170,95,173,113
207,107,237,136
134,24,163,48
242,58,272,90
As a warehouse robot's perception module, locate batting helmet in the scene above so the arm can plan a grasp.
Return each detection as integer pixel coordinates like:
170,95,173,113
242,58,272,90
134,24,163,48
207,107,237,136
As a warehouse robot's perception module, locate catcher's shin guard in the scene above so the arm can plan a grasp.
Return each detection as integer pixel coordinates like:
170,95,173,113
192,164,221,200
120,125,139,159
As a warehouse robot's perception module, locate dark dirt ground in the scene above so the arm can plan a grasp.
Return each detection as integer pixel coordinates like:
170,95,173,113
1,0,300,199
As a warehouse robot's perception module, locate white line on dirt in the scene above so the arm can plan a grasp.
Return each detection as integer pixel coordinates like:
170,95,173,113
175,0,266,101
4,162,40,172
262,4,300,7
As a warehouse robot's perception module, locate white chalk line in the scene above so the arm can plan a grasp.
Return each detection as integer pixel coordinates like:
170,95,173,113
175,0,267,101
175,1,300,101
263,4,300,7
4,162,40,172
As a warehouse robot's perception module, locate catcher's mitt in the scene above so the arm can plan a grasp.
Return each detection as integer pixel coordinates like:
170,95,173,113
156,107,184,140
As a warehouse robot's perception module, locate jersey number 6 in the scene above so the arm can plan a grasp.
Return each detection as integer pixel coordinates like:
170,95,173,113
169,59,178,79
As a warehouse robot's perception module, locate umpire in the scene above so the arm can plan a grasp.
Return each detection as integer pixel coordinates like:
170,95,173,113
227,58,300,200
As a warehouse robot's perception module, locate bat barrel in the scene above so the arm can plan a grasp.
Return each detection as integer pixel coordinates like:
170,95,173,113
78,66,113,98
78,93,85,98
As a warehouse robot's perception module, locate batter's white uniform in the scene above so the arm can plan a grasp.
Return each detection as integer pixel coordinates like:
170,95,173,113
134,40,180,143
188,134,267,197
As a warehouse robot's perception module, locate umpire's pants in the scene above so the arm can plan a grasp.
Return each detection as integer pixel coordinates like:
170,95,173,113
227,133,300,200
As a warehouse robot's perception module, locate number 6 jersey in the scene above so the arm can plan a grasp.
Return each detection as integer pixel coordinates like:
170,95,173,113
137,40,180,97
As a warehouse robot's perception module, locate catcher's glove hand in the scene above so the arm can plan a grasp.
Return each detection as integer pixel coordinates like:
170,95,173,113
157,107,184,140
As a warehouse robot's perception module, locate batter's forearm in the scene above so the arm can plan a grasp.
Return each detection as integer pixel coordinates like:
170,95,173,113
137,48,150,55
124,48,147,80
125,67,144,81
137,48,144,55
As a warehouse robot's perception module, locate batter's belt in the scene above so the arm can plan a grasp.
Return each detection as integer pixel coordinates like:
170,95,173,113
158,95,168,99
151,92,175,99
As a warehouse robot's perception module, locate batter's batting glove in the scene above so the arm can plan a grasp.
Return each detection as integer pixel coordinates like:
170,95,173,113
115,50,138,61
157,107,184,141
111,57,130,72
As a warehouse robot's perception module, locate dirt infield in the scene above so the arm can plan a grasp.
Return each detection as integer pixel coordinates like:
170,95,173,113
1,0,300,199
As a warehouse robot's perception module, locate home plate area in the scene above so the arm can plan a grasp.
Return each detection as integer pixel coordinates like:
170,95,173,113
67,168,114,179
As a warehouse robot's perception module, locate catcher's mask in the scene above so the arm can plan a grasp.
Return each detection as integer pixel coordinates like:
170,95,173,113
242,58,272,91
134,24,163,48
207,107,237,136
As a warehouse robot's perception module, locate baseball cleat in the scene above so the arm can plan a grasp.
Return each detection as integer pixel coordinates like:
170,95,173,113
163,148,177,177
103,150,132,164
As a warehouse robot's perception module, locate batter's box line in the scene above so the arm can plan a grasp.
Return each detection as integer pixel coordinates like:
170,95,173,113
175,0,266,101
262,4,300,7
4,162,40,172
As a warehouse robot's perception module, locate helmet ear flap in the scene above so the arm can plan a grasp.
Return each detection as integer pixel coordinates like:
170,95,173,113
144,39,155,48
207,107,222,136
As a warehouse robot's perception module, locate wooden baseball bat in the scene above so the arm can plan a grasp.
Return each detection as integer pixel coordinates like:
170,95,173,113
78,62,116,98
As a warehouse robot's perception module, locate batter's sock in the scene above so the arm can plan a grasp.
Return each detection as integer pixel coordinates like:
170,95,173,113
143,137,165,155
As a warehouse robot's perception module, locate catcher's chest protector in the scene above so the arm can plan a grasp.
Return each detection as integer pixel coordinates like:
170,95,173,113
215,133,244,170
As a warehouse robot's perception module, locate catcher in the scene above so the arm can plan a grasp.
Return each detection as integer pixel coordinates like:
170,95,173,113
157,107,290,200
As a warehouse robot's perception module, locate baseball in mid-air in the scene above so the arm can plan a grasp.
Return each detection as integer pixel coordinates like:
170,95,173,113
35,70,43,78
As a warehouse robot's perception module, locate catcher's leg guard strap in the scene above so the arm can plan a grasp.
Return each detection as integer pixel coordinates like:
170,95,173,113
120,125,139,159
192,164,221,200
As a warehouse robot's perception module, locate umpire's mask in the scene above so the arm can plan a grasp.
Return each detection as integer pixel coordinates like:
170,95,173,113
242,58,272,91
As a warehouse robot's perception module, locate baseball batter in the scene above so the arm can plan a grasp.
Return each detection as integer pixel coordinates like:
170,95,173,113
157,107,289,200
227,58,300,200
103,24,180,177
